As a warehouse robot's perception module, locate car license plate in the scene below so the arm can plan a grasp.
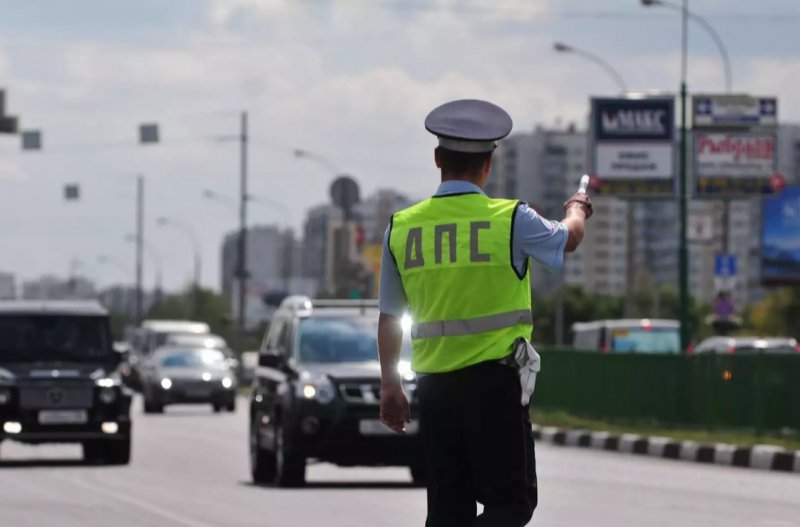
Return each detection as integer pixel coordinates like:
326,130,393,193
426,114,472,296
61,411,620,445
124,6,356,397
38,410,88,425
359,419,418,436
186,388,210,398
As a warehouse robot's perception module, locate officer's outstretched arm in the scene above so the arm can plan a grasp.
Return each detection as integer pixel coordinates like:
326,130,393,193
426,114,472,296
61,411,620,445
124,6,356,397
563,201,590,252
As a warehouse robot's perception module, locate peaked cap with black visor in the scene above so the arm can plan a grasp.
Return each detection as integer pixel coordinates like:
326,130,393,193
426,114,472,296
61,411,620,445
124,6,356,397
425,99,513,153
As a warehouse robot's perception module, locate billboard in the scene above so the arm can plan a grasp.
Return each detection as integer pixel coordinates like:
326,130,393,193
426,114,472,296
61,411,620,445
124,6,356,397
692,94,779,197
694,132,777,195
762,186,800,285
590,97,675,197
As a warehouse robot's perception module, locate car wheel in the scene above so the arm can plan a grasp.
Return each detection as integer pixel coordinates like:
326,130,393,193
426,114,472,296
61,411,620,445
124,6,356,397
226,400,236,413
250,416,277,484
212,404,222,413
409,461,427,487
83,435,131,465
274,421,306,487
143,395,163,414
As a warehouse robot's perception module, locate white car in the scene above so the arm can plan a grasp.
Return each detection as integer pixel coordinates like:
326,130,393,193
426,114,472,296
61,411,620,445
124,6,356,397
693,336,799,355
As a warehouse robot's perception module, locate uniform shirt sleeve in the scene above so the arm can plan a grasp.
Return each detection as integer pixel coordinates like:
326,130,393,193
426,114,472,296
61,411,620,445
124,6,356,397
512,203,569,273
378,224,408,317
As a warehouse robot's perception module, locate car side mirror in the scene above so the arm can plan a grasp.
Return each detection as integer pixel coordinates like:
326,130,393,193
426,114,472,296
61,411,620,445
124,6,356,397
259,354,284,369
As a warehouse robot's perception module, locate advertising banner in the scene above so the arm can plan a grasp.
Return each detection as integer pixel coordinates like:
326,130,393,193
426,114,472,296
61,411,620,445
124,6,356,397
762,186,800,285
692,94,779,197
694,132,777,194
590,97,675,197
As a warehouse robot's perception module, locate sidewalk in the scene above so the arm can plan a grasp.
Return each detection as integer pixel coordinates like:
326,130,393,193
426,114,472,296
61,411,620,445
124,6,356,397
532,424,800,473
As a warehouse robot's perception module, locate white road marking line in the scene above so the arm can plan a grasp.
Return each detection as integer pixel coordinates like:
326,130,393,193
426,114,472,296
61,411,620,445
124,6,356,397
51,474,217,527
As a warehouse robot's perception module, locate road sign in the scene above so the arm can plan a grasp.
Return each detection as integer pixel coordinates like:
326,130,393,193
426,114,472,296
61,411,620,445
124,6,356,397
139,123,159,144
687,213,714,242
693,95,777,128
21,130,41,150
714,254,737,278
330,176,360,212
64,184,80,201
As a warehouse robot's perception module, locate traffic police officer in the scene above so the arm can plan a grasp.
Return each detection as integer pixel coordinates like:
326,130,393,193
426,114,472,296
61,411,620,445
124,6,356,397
377,99,592,527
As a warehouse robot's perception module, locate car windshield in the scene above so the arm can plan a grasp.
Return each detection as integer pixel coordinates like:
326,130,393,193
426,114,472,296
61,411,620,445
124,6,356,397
160,348,227,369
0,315,112,363
298,317,411,363
610,327,680,354
167,334,227,349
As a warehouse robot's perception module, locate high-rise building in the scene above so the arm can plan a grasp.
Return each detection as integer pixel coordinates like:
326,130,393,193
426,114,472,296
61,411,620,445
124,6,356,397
490,125,630,297
98,285,157,319
21,275,96,300
221,225,311,327
301,189,413,297
777,124,800,184
0,272,15,300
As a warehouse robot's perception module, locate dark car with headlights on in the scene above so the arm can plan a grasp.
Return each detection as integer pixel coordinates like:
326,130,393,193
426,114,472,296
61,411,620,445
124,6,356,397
0,301,132,464
249,297,422,487
141,346,237,414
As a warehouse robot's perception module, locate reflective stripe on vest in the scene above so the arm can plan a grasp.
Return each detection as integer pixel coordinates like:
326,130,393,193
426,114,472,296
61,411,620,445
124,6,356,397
412,309,533,339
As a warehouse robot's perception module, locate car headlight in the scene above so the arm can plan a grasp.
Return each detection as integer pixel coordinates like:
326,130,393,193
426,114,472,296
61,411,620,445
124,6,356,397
0,387,11,405
0,367,15,386
95,377,116,388
296,373,336,404
99,387,117,404
397,360,416,382
160,378,173,390
221,377,234,389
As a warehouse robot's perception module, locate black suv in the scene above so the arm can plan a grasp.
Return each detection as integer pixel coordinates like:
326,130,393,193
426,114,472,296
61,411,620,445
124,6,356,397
249,297,423,487
0,301,132,464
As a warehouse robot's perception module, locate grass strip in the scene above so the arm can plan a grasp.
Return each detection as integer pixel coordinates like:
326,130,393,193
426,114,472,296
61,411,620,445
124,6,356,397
532,408,800,451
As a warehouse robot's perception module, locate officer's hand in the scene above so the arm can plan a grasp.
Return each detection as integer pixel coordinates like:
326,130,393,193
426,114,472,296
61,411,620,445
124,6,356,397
380,381,410,434
563,192,593,219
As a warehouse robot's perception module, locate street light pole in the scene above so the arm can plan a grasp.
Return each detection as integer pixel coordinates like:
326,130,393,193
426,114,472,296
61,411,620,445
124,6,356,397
553,42,628,94
237,111,249,357
641,0,731,93
678,0,691,353
552,43,633,340
125,234,163,294
135,175,145,324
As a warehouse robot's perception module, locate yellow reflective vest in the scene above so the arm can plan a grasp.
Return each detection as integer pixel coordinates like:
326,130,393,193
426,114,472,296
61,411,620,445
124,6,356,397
388,192,533,373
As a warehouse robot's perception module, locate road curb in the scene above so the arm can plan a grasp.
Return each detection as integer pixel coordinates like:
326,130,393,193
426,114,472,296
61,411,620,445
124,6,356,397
531,425,800,474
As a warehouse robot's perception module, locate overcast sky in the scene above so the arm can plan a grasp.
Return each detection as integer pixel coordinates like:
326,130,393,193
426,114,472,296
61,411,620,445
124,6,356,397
0,0,798,292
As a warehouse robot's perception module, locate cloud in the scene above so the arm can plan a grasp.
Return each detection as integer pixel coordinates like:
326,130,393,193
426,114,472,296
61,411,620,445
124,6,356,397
2,0,798,290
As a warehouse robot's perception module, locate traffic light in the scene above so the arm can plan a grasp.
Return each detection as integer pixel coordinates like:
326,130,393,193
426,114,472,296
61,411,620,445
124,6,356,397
0,116,17,134
0,89,19,134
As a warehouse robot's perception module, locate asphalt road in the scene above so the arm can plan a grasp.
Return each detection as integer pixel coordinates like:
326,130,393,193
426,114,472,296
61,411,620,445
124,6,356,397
1,397,799,527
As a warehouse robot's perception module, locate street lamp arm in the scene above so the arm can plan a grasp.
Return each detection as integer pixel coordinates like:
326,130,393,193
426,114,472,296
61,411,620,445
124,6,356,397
293,148,341,175
554,43,628,94
644,0,732,92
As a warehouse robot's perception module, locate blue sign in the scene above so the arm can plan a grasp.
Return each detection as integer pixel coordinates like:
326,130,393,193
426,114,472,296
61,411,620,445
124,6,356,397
714,254,737,277
693,95,777,128
762,186,800,285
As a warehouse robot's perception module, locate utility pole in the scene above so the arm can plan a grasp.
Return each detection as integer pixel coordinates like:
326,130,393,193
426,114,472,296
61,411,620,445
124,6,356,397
237,112,249,357
135,175,145,324
678,0,691,353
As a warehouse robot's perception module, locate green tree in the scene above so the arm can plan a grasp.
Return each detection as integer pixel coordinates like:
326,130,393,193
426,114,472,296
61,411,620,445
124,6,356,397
146,286,234,342
746,287,800,339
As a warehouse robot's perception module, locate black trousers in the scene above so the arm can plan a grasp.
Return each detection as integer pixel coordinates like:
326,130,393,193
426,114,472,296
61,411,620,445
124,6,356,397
418,360,538,527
